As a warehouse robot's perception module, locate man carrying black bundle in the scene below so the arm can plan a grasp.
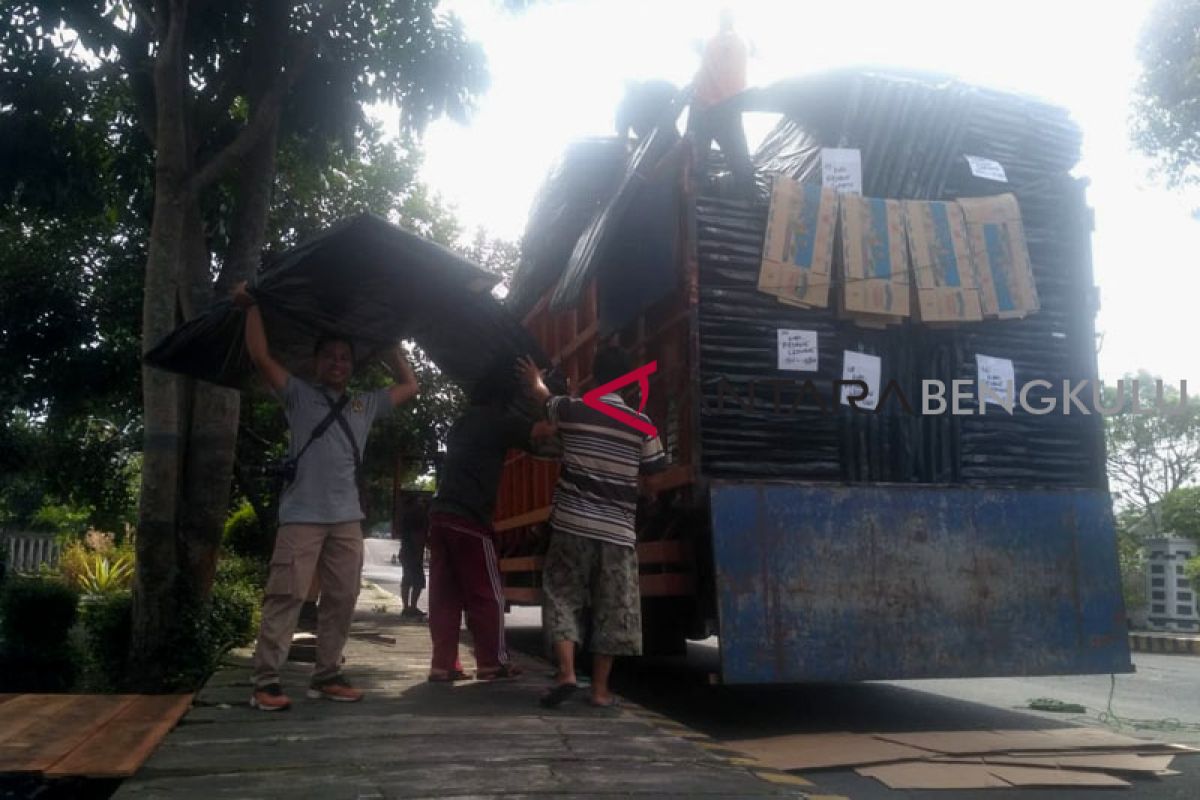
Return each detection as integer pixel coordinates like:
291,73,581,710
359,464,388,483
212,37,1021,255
233,282,419,711
426,361,555,682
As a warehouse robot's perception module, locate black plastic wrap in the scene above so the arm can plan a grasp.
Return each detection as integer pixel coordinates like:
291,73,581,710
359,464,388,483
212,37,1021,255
145,213,550,391
697,71,1105,489
506,138,628,318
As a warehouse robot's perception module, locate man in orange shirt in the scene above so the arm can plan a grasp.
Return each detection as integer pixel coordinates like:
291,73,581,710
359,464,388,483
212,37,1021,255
689,9,755,198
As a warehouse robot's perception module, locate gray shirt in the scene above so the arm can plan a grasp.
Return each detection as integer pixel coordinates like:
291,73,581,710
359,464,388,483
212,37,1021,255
277,377,392,525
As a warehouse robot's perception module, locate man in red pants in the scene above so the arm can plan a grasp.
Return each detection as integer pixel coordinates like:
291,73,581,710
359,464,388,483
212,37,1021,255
426,364,553,681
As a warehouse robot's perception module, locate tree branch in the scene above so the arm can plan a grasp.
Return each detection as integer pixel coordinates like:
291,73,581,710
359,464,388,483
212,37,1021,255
188,0,347,193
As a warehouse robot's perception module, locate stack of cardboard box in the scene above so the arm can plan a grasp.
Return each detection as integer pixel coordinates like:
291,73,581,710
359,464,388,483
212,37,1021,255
758,176,1037,328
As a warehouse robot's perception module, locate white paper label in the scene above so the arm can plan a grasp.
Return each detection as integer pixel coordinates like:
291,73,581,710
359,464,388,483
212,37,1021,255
976,354,1015,407
777,329,819,372
965,155,1008,183
821,148,863,194
841,350,881,410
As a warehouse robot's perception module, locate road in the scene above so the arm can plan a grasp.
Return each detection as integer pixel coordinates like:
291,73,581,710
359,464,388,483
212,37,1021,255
362,538,1200,798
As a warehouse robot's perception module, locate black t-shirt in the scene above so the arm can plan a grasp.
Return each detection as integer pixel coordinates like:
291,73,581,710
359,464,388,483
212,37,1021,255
432,406,533,527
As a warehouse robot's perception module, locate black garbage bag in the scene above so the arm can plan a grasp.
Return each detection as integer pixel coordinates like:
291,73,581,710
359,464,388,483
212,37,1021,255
144,214,550,391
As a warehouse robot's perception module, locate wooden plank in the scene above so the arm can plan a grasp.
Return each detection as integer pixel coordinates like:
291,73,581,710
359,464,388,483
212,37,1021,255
498,556,545,573
637,541,688,565
493,506,551,533
0,695,76,748
640,573,695,597
0,694,137,773
45,694,193,779
503,587,543,604
0,695,19,707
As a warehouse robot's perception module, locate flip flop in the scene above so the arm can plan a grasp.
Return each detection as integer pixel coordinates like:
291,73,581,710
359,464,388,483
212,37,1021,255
538,682,579,708
476,664,524,681
588,696,620,709
427,669,470,683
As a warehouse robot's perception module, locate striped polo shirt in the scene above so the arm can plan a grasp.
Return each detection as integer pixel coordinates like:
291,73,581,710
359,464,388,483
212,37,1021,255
546,392,667,547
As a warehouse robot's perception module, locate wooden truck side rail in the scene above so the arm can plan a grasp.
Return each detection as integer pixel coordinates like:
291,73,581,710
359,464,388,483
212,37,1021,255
493,264,700,603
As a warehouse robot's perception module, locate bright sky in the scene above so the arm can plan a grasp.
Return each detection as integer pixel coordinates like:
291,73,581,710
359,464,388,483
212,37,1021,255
385,0,1199,384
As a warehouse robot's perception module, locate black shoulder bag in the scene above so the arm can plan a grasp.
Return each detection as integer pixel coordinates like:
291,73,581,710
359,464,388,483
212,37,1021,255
268,394,351,487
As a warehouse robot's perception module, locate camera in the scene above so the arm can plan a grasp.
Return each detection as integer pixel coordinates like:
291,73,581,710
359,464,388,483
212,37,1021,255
262,458,298,484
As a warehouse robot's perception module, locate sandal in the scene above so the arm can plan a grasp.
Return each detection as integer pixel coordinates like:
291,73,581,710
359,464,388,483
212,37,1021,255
588,696,620,709
476,664,524,681
427,669,470,683
538,682,579,708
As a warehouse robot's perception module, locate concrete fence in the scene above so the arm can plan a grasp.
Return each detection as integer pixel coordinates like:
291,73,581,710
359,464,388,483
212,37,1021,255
1,531,61,573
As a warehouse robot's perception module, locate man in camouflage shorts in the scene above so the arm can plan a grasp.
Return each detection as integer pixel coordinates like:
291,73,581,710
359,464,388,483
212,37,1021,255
517,347,666,708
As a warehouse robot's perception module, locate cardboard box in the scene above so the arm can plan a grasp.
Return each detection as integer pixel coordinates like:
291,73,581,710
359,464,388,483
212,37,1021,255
759,177,838,309
839,195,911,319
902,200,983,323
958,193,1038,319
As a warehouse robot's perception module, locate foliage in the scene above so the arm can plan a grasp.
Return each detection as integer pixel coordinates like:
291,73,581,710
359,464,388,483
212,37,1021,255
1105,374,1200,534
1161,485,1200,539
0,576,80,649
1186,555,1200,588
0,577,80,691
79,553,135,596
1115,508,1149,611
80,591,133,692
1133,0,1200,186
30,501,93,538
223,502,272,562
59,533,136,594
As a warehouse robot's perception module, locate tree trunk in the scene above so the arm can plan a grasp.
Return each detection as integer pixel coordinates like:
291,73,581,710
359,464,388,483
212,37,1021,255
131,0,194,689
131,0,293,689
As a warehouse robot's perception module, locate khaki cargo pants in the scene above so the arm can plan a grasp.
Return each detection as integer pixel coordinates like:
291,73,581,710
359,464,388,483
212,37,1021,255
252,522,363,688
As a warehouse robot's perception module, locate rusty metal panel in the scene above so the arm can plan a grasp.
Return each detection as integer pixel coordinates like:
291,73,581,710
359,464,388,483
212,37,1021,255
710,482,1132,683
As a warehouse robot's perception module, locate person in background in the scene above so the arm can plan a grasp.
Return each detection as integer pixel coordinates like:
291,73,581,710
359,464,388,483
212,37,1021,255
426,361,555,682
399,494,430,622
233,281,419,711
689,8,755,198
516,347,667,709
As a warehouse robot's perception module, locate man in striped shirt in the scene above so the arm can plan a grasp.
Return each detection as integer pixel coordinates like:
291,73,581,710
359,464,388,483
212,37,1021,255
517,347,666,708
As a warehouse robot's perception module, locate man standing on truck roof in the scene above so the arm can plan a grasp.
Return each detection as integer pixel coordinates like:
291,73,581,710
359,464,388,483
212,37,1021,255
233,282,419,711
425,361,556,682
517,347,667,709
689,8,755,198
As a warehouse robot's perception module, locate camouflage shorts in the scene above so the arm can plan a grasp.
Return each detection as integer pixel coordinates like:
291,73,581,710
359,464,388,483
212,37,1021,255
542,530,642,656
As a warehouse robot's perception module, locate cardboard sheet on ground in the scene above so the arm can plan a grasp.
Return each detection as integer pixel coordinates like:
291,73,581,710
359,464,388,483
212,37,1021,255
144,214,549,393
875,728,1154,755
857,761,1130,789
722,732,934,771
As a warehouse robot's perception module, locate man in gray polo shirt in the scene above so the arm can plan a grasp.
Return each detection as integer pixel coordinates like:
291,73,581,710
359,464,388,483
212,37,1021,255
233,282,419,711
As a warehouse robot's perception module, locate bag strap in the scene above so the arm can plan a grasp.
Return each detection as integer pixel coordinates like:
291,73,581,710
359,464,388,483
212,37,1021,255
324,395,363,473
293,393,350,464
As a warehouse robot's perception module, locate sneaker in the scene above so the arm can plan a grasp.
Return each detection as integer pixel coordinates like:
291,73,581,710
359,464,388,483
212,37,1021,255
250,683,292,711
307,675,364,702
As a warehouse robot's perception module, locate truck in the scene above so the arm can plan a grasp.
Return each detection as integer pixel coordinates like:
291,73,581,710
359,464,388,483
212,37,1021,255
489,70,1132,684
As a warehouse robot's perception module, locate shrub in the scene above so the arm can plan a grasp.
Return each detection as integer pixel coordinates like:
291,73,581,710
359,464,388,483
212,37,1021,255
80,591,133,692
0,577,80,691
59,537,135,595
223,502,273,561
210,579,261,653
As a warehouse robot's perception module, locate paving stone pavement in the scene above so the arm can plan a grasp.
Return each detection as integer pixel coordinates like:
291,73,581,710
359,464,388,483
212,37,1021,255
114,593,809,799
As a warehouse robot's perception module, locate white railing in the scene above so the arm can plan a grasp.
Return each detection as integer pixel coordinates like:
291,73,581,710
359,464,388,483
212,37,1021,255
1,531,61,574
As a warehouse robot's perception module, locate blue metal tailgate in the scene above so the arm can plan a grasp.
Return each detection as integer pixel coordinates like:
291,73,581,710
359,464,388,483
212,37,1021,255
709,482,1133,684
